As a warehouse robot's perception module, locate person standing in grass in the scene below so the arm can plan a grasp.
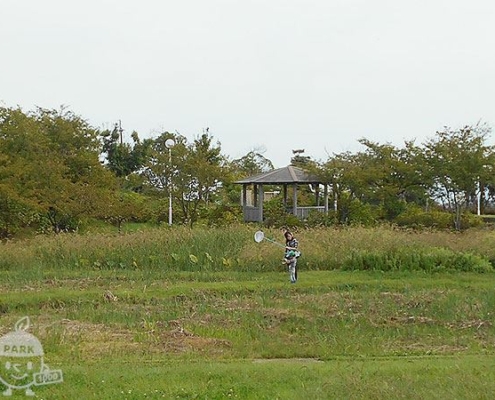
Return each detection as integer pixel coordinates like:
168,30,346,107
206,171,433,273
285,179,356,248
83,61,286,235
283,230,299,283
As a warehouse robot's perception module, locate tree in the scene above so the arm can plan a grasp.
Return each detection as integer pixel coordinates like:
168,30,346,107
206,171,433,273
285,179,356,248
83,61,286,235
224,149,275,207
142,131,226,227
98,123,156,231
422,123,494,229
313,138,430,224
0,106,117,234
290,149,313,167
174,133,226,226
351,139,428,219
0,107,41,237
33,107,117,232
101,122,152,180
230,149,274,177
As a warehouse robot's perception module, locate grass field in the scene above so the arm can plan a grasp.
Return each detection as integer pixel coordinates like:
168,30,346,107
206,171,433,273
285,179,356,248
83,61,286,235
1,268,495,399
1,226,495,398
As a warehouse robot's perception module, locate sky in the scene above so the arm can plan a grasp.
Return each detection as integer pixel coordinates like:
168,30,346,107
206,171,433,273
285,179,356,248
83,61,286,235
1,0,494,168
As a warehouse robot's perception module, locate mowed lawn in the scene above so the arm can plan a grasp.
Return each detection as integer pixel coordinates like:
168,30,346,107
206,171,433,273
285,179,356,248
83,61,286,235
1,269,495,399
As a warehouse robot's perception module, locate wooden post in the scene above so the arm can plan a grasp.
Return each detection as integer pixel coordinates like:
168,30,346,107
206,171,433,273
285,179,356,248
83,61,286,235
324,184,329,214
259,184,264,222
292,184,297,217
242,185,247,207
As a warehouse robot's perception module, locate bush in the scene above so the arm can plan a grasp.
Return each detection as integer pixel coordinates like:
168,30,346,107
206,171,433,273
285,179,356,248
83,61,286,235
394,206,452,229
394,205,484,230
305,210,337,227
262,198,303,228
203,204,242,227
342,247,493,273
347,200,378,226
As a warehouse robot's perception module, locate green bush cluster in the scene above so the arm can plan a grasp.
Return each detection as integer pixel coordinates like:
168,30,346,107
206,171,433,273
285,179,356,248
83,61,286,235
342,247,493,273
201,204,243,226
262,198,303,228
395,205,484,229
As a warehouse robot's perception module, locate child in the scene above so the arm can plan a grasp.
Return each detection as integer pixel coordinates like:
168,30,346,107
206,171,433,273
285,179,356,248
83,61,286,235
284,231,299,283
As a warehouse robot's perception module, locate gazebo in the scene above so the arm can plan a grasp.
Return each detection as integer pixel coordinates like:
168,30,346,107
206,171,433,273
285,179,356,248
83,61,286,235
235,165,329,222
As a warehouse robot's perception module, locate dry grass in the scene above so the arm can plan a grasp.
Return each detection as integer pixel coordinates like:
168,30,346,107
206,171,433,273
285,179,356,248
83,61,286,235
29,317,232,360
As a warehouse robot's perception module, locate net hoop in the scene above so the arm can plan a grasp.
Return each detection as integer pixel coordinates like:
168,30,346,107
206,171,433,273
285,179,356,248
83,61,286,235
254,230,265,243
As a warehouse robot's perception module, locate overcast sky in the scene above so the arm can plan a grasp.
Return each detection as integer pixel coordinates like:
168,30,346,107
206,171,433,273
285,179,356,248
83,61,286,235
1,0,494,167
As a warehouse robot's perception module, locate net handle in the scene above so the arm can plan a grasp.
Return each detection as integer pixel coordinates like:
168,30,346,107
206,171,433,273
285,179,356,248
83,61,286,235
254,231,285,248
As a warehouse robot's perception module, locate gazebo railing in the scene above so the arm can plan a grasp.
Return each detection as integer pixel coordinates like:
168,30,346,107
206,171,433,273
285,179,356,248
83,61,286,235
293,206,326,219
243,205,326,222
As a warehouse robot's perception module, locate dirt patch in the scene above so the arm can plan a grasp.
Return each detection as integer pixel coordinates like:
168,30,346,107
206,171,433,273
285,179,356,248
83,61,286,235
384,315,437,327
446,319,492,330
157,326,232,354
33,317,232,358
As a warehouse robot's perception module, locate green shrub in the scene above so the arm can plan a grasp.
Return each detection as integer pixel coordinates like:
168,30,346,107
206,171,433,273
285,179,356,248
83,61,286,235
381,197,408,220
305,210,337,227
262,198,287,227
395,205,484,230
342,247,493,273
461,213,484,229
203,204,242,227
262,198,303,228
347,200,378,226
394,206,453,229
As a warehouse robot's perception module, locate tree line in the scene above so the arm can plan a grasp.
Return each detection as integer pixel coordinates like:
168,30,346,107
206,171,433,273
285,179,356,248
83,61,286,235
305,123,495,230
1,105,493,238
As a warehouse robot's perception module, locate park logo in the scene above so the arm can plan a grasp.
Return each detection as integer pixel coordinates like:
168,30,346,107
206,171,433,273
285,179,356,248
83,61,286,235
0,317,63,397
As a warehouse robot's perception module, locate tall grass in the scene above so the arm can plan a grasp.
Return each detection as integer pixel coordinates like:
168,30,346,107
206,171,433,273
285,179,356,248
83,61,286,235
1,225,495,276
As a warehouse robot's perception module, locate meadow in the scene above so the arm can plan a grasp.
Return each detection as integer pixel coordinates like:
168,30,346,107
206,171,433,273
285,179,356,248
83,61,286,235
1,225,495,399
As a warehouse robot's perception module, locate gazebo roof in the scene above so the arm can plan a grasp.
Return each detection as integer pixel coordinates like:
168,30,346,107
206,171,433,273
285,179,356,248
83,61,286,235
235,165,321,184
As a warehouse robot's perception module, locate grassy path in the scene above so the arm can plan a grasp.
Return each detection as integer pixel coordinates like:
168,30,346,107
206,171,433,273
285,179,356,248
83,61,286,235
36,354,495,399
